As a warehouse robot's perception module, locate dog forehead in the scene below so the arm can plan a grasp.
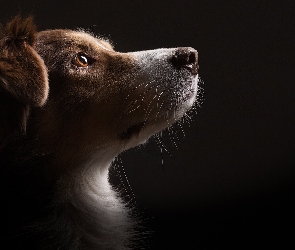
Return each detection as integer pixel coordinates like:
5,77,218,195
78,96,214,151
68,31,113,51
37,29,113,53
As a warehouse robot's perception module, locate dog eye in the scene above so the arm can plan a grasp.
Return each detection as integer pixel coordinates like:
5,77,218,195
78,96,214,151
72,53,94,67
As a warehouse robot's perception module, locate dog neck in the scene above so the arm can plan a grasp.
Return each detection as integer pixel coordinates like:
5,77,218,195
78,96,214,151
50,153,136,250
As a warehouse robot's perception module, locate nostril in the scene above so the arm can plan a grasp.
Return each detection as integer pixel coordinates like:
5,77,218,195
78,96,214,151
188,52,196,64
170,47,199,74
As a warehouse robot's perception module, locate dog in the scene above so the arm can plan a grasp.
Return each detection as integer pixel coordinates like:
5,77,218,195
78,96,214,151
0,17,199,250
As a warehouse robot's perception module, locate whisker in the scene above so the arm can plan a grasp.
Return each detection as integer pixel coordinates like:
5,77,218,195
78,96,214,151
177,119,186,138
121,83,152,116
155,132,172,158
167,126,179,150
114,157,137,205
123,81,146,101
154,98,166,122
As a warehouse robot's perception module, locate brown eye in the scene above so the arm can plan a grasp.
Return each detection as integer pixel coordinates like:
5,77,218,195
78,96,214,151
72,52,91,67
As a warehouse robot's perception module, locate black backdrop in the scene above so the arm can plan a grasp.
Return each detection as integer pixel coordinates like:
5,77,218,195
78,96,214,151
1,1,294,249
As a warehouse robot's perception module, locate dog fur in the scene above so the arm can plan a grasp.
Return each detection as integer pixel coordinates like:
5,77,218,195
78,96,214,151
0,17,199,250
0,16,49,149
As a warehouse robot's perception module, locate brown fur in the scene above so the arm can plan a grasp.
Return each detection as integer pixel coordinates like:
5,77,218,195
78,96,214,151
0,16,48,149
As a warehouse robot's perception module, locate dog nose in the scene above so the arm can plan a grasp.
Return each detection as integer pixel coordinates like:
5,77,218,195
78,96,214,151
170,47,199,75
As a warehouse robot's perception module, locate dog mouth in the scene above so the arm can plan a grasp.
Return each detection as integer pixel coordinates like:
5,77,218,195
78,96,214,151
119,122,146,140
118,79,198,141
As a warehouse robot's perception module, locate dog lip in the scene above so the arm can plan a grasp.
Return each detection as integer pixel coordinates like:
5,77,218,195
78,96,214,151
119,122,146,140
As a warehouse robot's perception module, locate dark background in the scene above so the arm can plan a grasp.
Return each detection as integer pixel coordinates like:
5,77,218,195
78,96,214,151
1,0,294,249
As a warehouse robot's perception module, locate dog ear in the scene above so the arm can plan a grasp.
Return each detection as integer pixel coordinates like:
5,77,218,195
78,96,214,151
0,15,49,106
0,15,49,149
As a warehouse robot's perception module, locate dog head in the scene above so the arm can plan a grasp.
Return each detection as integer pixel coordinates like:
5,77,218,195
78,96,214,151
32,30,199,169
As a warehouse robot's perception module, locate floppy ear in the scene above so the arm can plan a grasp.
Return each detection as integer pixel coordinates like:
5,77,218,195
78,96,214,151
0,15,49,149
0,15,49,106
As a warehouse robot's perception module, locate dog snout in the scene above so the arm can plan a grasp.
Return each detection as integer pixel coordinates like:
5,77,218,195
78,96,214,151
170,47,199,75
